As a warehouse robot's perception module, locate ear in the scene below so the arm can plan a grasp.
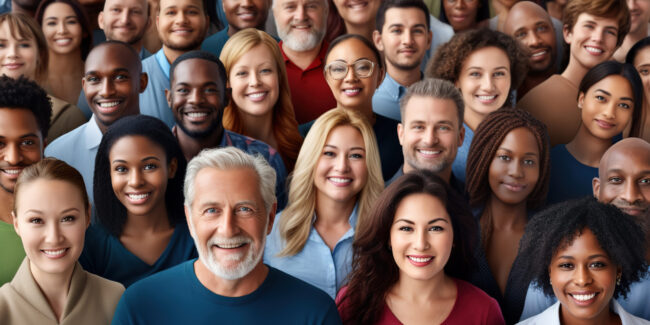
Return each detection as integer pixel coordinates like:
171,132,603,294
165,88,172,108
12,211,20,237
592,177,601,199
98,11,105,30
397,122,404,146
577,91,585,110
167,157,178,179
139,72,149,93
563,23,572,44
373,30,384,52
426,30,432,48
266,202,277,235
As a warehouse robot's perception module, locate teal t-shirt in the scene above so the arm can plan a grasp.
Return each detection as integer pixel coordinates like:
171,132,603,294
0,220,25,285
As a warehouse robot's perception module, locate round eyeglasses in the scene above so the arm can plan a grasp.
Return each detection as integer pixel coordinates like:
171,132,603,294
324,59,376,80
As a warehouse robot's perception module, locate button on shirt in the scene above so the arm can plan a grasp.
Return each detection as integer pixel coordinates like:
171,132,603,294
372,73,407,121
264,205,359,299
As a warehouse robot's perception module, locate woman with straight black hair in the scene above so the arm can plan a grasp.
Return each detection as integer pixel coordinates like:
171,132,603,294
81,115,196,287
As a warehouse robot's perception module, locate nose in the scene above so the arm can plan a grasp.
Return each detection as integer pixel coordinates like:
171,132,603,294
621,179,642,204
526,30,543,48
455,0,467,9
249,71,261,87
334,153,350,172
128,168,144,187
414,229,431,251
45,222,63,244
119,9,130,24
176,10,189,24
7,43,18,58
188,88,203,105
218,209,238,238
99,78,116,98
3,143,22,165
57,21,67,34
509,159,524,178
573,264,593,287
343,65,359,83
402,30,414,46
241,0,253,8
480,74,495,91
422,126,438,146
601,102,617,120
628,0,638,11
591,27,605,43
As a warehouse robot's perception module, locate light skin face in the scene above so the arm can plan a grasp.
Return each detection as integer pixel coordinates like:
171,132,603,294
272,0,327,52
0,109,43,194
228,44,279,121
391,193,453,282
332,0,380,27
488,127,540,206
83,44,147,131
223,0,270,33
324,38,383,112
109,136,177,218
455,46,511,127
187,167,275,283
166,58,225,139
314,125,368,208
633,46,650,99
577,75,634,141
397,96,464,176
373,7,432,72
549,229,619,324
627,0,650,34
0,22,38,80
156,0,208,52
442,0,480,32
504,2,556,73
99,0,150,45
593,139,650,218
13,179,90,278
41,2,83,56
564,13,619,71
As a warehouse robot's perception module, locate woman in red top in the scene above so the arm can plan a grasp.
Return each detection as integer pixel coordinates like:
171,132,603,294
336,170,505,324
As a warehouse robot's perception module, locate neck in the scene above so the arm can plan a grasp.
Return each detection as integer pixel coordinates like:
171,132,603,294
519,69,555,97
338,104,375,125
0,189,13,224
29,260,73,321
122,203,171,236
175,126,224,162
486,195,528,230
163,46,195,67
314,195,356,226
565,125,613,167
390,272,454,302
240,112,276,148
194,259,268,297
48,51,83,75
345,22,375,42
386,64,421,87
561,60,588,87
402,165,452,183
130,41,144,55
93,116,109,134
559,303,617,325
464,110,485,131
281,42,321,70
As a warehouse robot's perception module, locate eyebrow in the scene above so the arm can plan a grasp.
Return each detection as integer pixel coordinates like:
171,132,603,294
324,144,366,151
557,254,609,260
497,148,539,156
175,81,218,87
466,66,508,70
334,57,373,63
607,168,650,175
85,68,131,76
0,133,40,139
394,218,450,224
24,207,80,215
111,156,161,164
44,15,77,20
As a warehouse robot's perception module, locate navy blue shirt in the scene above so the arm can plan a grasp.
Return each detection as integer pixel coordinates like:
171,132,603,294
111,260,342,324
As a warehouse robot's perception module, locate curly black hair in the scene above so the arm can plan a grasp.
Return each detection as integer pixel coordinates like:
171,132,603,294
0,76,52,139
518,196,648,300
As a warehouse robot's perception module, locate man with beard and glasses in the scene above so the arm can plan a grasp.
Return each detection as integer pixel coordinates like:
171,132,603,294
46,41,147,205
272,0,335,124
503,2,558,97
139,0,209,128
166,51,287,209
0,76,51,285
372,0,432,122
112,147,340,325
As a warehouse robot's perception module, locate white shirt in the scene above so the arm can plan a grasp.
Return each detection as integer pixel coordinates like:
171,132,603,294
517,300,650,325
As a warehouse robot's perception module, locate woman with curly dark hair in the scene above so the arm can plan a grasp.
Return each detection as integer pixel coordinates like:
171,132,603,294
427,28,528,184
80,115,197,287
465,107,550,324
336,170,503,324
516,196,649,324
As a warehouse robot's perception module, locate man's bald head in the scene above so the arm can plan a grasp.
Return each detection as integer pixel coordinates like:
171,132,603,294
594,138,650,219
504,2,556,74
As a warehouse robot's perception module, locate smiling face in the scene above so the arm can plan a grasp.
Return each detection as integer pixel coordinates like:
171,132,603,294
333,0,380,28
156,0,208,52
0,21,38,80
314,125,368,208
272,0,327,52
109,135,176,218
628,0,650,34
374,7,431,72
488,127,540,206
549,228,619,324
168,58,224,139
455,46,511,127
564,13,619,71
228,44,279,121
99,0,149,45
504,3,557,74
578,75,634,141
41,2,83,56
187,167,273,280
390,193,453,282
0,108,43,194
14,179,89,277
223,0,269,32
633,46,650,100
442,0,480,32
325,38,382,112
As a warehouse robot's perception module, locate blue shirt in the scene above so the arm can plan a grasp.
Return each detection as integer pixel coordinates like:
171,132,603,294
139,49,177,128
201,26,230,58
546,144,598,205
264,205,358,299
451,123,473,185
111,260,342,325
80,222,197,287
0,0,10,14
45,118,103,204
372,73,408,121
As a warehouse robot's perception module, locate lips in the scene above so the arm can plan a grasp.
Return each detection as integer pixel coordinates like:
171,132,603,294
94,99,125,115
568,291,599,305
417,148,442,158
502,182,527,192
41,248,69,259
345,0,368,10
595,119,615,130
2,62,24,70
327,176,353,186
343,88,361,96
171,28,193,36
181,107,212,122
584,45,604,55
236,10,257,21
126,192,151,204
1,167,23,180
54,38,72,46
476,94,498,104
407,255,434,266
246,91,268,102
530,48,550,62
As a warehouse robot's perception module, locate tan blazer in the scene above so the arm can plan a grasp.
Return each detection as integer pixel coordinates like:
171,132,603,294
0,258,124,325
48,95,87,144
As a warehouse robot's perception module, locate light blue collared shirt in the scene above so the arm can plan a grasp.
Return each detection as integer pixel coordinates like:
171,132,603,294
138,49,176,128
451,123,473,184
373,73,407,121
264,204,359,299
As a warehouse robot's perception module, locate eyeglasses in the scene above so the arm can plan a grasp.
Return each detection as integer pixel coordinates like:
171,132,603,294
324,59,376,80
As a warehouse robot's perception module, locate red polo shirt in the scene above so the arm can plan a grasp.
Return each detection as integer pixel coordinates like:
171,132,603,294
280,41,336,124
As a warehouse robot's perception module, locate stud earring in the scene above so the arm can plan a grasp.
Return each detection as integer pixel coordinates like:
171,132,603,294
616,274,621,286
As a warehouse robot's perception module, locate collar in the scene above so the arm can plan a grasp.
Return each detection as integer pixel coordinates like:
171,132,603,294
380,74,410,100
155,48,171,80
311,202,359,228
279,40,329,71
85,117,104,149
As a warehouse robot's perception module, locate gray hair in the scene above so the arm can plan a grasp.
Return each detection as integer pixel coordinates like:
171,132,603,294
184,147,277,214
400,78,464,127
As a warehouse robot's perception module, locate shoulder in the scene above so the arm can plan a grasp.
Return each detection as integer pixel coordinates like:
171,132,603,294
518,75,566,105
224,130,281,162
84,270,125,301
516,302,560,325
454,279,503,316
612,300,650,325
45,122,88,153
121,260,192,301
141,55,158,70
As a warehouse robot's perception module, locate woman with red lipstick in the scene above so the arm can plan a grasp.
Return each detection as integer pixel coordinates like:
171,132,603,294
0,158,124,324
35,0,92,106
517,197,649,325
264,108,384,299
219,28,303,172
440,0,490,33
81,115,197,287
465,107,550,323
337,170,504,324
546,61,644,205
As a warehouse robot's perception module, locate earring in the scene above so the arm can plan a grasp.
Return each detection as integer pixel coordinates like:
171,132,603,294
549,279,552,286
616,274,621,286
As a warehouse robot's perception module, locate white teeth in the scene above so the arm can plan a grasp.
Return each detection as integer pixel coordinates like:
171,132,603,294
408,256,433,263
247,92,266,99
418,149,441,155
329,177,352,183
128,193,150,200
42,248,66,256
186,112,208,118
216,243,245,249
344,89,361,95
572,293,596,301
3,169,21,175
477,95,496,101
55,38,71,45
585,46,603,54
531,51,547,57
99,101,120,108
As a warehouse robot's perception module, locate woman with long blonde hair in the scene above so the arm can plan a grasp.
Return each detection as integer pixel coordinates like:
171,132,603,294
264,108,384,299
220,28,302,171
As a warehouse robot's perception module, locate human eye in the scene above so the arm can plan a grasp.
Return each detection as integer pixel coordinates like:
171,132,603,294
493,70,507,77
429,225,444,231
322,150,335,157
235,70,248,77
497,154,511,161
515,31,526,39
176,87,189,94
618,102,631,109
469,71,481,77
438,125,451,131
608,176,623,184
413,27,425,35
204,86,218,94
29,217,43,224
143,163,158,170
66,17,79,25
390,27,402,34
114,73,130,81
606,28,617,36
639,177,650,185
18,42,32,48
187,9,200,15
639,68,650,76
165,9,176,15
558,262,574,270
595,95,606,102
355,62,372,73
589,261,607,268
21,139,36,146
330,64,346,74
61,215,76,222
523,158,536,165
537,25,549,33
114,165,127,173
46,21,57,27
398,225,413,232
85,75,100,83
260,67,273,74
204,207,217,215
236,206,254,215
349,152,364,159
411,124,424,130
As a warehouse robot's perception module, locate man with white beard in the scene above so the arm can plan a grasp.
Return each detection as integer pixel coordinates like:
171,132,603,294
272,0,336,124
111,147,341,324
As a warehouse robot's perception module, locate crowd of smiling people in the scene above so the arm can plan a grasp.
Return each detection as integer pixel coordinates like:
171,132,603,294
0,0,649,323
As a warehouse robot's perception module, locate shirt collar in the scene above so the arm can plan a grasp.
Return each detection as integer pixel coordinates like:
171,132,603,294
85,117,104,149
380,74,408,100
155,48,171,80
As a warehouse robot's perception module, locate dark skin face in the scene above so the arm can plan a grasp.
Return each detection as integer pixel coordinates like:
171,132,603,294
82,43,148,133
504,2,557,74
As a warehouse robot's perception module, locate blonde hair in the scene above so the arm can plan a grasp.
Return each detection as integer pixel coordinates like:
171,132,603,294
278,109,384,256
220,28,303,171
0,13,48,83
